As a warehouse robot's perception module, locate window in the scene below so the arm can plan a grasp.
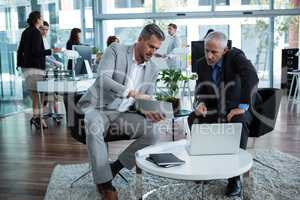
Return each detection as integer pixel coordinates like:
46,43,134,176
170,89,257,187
155,20,187,47
199,25,229,40
0,0,95,116
199,0,229,6
48,3,58,25
275,0,298,9
102,0,152,14
215,0,270,10
115,0,144,8
17,6,27,29
73,0,81,10
85,0,93,7
241,18,270,87
115,27,141,45
273,15,300,88
102,19,147,46
156,0,211,12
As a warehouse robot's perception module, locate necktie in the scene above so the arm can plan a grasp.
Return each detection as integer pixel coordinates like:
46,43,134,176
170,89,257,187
212,64,221,85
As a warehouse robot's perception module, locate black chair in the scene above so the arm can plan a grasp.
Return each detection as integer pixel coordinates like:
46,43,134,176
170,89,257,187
69,93,132,143
245,88,283,173
69,96,130,187
249,88,282,138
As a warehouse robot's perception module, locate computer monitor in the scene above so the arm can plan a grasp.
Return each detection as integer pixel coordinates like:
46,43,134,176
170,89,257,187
191,40,232,73
72,45,92,75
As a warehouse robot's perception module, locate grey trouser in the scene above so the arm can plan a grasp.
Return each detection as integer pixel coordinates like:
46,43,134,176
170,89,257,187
84,109,159,184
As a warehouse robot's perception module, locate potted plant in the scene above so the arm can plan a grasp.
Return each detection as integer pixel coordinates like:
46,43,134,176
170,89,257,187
156,69,198,114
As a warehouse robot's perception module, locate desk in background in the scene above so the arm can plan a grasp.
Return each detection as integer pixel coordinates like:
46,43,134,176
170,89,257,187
37,77,96,135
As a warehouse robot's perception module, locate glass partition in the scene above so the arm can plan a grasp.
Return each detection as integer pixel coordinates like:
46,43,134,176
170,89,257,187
156,0,211,12
102,19,148,47
0,0,94,116
102,0,152,14
215,0,270,11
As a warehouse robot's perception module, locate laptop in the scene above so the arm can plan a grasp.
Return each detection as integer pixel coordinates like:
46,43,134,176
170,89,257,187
135,99,174,119
186,123,242,155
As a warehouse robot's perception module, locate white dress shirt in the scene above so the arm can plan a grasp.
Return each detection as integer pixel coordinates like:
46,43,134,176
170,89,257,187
108,47,146,112
43,37,63,68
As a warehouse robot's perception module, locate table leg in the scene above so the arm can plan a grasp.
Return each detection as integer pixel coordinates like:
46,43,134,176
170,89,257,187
243,170,254,200
187,80,193,107
291,75,300,110
38,92,44,136
201,181,205,200
135,165,143,200
288,74,296,102
172,118,175,141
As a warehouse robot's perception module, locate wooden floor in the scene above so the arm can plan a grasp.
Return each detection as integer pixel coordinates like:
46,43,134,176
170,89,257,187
0,97,299,200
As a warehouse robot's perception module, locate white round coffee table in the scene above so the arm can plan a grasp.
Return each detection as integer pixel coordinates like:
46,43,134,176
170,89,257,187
135,139,253,199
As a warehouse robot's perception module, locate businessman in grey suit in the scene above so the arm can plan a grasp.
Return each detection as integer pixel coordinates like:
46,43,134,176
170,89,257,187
78,24,165,200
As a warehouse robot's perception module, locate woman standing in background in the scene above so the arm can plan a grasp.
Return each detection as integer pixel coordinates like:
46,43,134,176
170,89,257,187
17,11,61,129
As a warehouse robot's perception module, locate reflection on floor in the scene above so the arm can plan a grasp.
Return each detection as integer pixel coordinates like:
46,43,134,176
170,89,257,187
0,74,31,117
0,99,31,117
0,95,299,199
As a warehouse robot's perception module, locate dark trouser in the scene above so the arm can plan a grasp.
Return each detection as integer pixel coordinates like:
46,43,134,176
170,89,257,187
187,111,252,150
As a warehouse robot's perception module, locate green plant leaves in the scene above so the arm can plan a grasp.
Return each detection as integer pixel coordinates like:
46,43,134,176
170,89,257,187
156,69,198,100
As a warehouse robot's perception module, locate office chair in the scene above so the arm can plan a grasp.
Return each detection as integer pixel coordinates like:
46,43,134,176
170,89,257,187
243,88,283,178
69,95,129,187
249,88,282,138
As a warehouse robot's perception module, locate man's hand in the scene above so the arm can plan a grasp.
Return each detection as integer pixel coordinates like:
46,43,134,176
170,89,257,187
144,111,165,123
227,108,245,122
135,94,151,100
127,90,138,98
127,90,151,100
195,102,207,117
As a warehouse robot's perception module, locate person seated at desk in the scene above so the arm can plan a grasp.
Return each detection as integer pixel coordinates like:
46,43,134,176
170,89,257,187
66,28,82,70
78,24,166,200
187,31,259,197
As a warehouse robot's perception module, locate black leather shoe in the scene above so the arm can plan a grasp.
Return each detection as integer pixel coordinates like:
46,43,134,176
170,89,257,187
225,177,242,197
97,184,118,200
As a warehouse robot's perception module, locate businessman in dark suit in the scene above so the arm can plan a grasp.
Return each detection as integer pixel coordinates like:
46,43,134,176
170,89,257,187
188,31,259,197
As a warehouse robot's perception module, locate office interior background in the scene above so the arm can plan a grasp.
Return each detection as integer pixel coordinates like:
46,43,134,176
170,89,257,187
0,0,299,117
0,0,299,199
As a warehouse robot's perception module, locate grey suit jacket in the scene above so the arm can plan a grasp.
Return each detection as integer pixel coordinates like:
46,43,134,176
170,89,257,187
78,42,159,111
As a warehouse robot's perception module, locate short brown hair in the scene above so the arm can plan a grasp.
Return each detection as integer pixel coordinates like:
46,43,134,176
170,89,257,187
168,23,177,30
43,21,49,27
106,36,119,46
139,23,165,41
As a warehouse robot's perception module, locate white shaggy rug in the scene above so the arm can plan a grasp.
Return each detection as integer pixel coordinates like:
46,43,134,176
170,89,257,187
44,149,300,200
